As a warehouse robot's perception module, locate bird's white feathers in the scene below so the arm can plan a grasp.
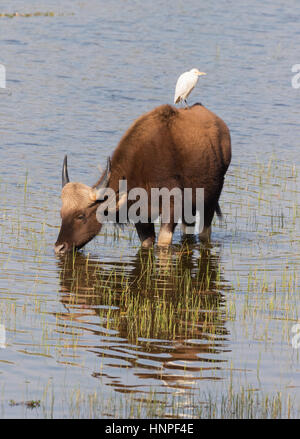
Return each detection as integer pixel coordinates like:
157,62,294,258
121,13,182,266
174,68,205,105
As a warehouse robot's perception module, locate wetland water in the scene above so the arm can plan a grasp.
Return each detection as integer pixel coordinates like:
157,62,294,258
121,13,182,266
1,0,300,418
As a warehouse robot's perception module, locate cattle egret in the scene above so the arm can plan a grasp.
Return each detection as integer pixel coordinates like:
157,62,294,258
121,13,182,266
174,68,206,108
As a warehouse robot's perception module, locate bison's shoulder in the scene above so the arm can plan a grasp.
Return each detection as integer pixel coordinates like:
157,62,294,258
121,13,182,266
111,105,178,167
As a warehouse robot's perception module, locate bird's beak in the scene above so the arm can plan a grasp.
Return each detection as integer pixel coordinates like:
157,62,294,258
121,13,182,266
198,71,206,76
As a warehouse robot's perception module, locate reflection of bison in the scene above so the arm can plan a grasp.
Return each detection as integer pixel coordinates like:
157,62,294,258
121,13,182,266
56,245,230,392
55,104,231,254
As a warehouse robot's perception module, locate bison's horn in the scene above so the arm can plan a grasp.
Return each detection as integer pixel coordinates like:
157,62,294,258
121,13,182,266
94,157,111,199
62,155,70,188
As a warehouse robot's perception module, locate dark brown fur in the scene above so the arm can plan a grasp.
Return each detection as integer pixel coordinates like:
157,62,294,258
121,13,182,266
55,104,231,253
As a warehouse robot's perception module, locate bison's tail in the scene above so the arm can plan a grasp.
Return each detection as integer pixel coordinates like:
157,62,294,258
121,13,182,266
215,202,223,220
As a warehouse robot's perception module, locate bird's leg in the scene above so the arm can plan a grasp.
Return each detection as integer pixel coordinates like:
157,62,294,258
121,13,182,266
184,99,189,109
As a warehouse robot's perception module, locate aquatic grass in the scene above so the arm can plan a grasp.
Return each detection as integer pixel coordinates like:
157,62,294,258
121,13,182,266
8,380,297,419
1,157,300,418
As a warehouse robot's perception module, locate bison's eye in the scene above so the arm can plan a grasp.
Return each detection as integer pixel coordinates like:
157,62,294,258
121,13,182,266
76,213,86,221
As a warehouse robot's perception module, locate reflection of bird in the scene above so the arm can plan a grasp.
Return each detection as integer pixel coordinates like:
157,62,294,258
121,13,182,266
174,68,206,108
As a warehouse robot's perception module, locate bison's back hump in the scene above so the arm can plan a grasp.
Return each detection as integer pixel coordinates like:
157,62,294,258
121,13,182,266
111,104,231,189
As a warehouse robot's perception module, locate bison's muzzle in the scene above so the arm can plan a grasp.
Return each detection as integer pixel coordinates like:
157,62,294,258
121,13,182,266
54,242,69,254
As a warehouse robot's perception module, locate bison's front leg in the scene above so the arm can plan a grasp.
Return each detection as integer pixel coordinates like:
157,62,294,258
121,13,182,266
135,222,155,248
158,222,177,246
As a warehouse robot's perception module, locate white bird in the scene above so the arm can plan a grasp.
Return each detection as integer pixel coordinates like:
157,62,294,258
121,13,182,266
174,68,206,108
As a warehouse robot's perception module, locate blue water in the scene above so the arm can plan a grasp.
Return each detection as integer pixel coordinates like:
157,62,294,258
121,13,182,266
0,0,300,418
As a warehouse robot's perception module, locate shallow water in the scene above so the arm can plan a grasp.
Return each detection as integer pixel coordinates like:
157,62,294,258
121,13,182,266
0,0,300,418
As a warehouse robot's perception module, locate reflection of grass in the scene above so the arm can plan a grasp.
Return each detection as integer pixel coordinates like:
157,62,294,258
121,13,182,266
36,384,297,419
197,388,291,419
58,245,227,344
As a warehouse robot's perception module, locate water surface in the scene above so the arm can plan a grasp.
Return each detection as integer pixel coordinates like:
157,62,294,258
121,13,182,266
0,0,300,418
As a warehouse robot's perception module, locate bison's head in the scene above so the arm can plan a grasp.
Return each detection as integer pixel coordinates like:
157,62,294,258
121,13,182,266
54,156,112,254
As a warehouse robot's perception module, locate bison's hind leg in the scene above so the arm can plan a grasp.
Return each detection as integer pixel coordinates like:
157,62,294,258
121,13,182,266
199,203,215,242
182,220,211,242
199,225,211,242
135,222,155,248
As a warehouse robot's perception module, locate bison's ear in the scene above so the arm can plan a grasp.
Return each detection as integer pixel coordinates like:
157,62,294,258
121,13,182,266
93,157,111,200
